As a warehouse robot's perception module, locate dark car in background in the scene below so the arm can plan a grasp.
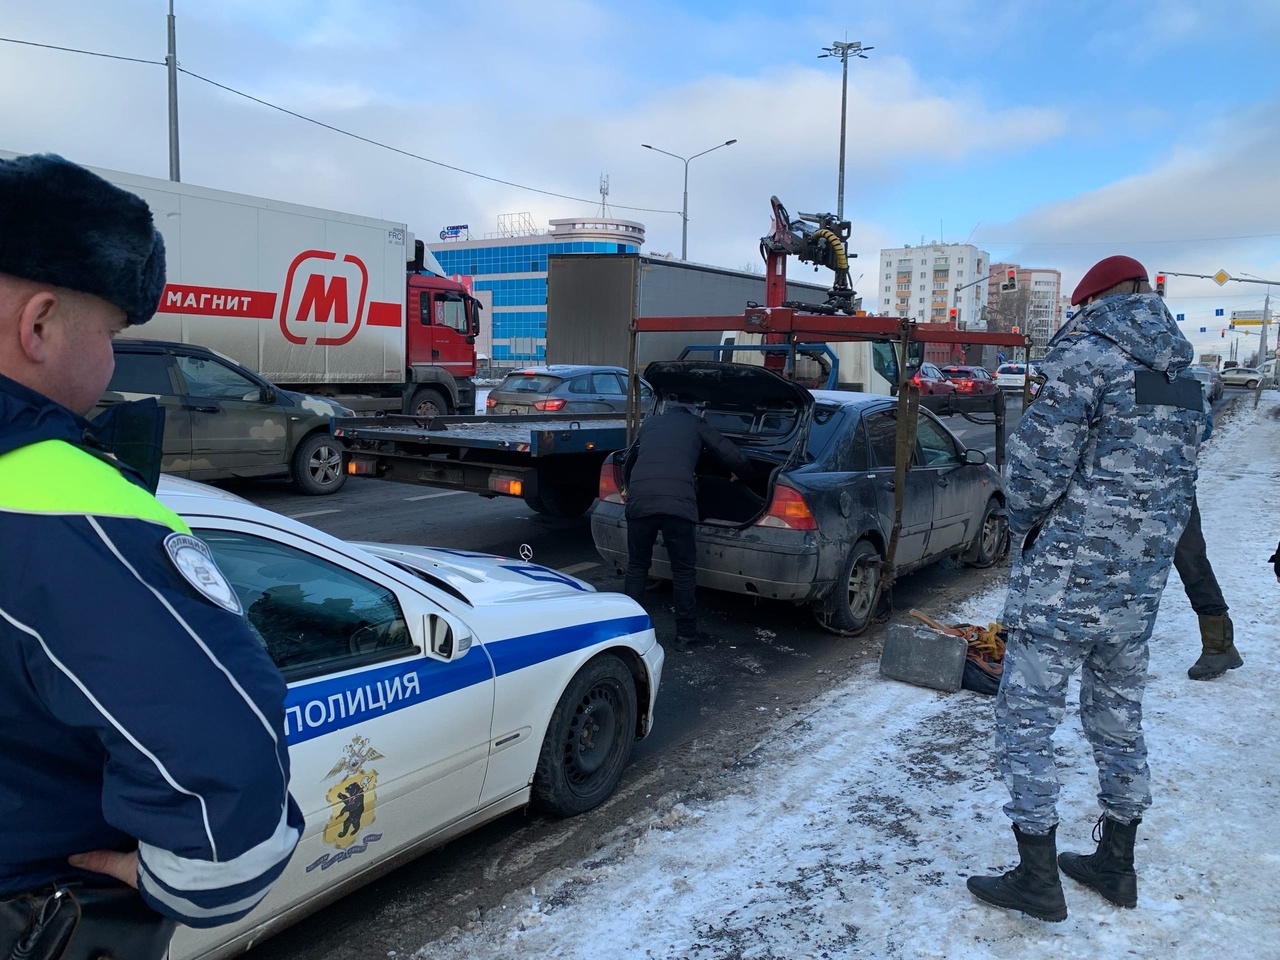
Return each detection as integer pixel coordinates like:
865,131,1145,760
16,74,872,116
940,364,999,396
591,361,1008,635
95,339,352,495
485,365,653,415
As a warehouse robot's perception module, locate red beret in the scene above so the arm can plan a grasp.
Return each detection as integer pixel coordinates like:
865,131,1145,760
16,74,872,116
1070,255,1148,306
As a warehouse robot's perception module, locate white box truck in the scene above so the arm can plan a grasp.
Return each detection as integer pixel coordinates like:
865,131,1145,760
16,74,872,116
0,152,482,417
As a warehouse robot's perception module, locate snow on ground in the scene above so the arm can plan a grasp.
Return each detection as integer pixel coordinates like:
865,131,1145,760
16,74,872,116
422,392,1280,960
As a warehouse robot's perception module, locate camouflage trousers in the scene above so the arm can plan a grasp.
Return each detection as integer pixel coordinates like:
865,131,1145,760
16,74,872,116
994,625,1153,834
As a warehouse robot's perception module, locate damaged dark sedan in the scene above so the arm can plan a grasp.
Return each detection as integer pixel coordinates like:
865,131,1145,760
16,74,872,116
590,361,1008,635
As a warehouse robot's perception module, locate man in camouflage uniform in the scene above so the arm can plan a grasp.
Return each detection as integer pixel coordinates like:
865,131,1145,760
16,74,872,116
967,256,1206,920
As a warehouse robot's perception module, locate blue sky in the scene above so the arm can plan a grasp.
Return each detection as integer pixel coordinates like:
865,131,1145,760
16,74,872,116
2,0,1278,356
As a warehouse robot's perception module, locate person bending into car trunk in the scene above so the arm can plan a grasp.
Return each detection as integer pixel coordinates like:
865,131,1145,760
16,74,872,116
622,403,752,648
967,255,1206,921
0,153,303,958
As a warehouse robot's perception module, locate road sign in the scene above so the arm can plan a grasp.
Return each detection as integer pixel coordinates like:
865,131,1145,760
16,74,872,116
1176,313,1185,321
1200,327,1206,333
1215,308,1224,316
1213,270,1230,286
1234,319,1263,326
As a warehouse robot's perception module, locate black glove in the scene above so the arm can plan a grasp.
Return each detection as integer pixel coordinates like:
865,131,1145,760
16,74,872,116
1269,540,1280,580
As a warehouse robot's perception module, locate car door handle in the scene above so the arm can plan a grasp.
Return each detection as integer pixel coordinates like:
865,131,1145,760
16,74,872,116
936,477,949,487
192,404,220,414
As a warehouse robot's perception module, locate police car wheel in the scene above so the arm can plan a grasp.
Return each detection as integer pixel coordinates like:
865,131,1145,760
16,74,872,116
965,498,1008,569
532,653,637,817
292,432,348,496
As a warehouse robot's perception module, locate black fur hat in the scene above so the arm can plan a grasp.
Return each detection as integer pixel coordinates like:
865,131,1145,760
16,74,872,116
0,153,165,325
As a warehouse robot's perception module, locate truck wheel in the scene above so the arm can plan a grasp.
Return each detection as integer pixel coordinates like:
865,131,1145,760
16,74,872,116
407,387,449,418
522,487,552,515
817,539,882,635
292,432,347,496
532,654,636,817
537,482,596,518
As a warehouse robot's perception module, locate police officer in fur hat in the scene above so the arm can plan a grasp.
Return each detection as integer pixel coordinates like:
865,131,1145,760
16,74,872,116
967,255,1206,920
0,154,303,956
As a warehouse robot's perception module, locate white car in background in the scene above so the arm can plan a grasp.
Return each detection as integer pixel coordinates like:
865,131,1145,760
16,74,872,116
994,362,1038,392
159,477,663,960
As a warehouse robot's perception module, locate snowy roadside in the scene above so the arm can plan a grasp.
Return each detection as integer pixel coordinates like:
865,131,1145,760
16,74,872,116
418,393,1280,960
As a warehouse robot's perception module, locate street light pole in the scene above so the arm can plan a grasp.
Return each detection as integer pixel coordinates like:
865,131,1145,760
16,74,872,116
819,39,872,220
166,0,180,181
641,139,737,260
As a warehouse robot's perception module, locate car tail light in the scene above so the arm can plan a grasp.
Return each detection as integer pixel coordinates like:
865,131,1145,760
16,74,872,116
485,395,497,409
598,459,624,504
533,397,567,412
755,484,817,530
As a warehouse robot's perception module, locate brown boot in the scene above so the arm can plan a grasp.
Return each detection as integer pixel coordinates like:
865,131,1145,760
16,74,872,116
1188,614,1243,681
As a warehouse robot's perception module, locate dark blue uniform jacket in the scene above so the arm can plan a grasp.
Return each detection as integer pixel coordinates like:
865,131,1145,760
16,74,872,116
0,373,303,928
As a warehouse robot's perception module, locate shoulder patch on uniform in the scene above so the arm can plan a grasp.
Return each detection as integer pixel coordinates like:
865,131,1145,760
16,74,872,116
164,533,243,615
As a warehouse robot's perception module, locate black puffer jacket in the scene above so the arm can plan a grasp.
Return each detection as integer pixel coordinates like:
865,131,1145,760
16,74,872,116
622,408,752,522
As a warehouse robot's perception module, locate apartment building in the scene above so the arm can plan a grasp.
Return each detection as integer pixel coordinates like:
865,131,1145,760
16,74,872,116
877,243,990,329
987,264,1063,348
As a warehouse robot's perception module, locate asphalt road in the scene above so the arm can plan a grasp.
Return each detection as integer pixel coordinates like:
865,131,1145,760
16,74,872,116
231,388,1233,959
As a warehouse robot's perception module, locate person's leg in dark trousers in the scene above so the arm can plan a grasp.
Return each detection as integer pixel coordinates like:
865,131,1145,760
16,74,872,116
1174,496,1227,615
1175,494,1242,679
624,513,662,605
661,516,699,638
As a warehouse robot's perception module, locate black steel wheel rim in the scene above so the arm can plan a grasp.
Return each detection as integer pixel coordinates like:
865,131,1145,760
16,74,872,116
562,679,624,791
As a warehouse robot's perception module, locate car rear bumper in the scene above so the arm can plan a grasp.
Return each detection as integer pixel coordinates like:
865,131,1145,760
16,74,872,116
590,502,829,602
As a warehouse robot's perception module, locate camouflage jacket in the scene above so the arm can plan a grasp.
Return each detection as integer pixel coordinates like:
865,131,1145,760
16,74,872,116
1002,292,1206,635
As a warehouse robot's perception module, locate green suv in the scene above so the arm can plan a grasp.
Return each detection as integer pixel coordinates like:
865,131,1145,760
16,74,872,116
95,339,352,495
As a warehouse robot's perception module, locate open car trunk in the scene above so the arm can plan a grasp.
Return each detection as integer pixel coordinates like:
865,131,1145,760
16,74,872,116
642,360,817,530
694,454,778,525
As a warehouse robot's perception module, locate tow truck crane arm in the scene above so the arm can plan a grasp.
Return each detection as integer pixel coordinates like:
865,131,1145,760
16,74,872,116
759,195,856,314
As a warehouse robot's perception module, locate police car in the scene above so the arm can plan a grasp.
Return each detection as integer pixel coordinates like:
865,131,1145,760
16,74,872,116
157,478,663,960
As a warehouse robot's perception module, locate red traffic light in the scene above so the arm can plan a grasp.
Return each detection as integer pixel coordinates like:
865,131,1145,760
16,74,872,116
948,308,957,319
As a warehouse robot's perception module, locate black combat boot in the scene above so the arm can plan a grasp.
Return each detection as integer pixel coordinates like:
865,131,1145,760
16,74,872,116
1187,614,1243,680
967,824,1068,922
1058,815,1140,908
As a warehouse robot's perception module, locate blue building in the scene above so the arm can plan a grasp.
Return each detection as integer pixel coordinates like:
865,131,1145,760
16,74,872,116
430,217,645,364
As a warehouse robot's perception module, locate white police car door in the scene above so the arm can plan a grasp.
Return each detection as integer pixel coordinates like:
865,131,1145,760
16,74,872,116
187,521,495,913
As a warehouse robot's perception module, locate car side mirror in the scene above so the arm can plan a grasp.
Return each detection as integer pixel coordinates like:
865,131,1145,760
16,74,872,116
424,612,473,662
964,448,987,465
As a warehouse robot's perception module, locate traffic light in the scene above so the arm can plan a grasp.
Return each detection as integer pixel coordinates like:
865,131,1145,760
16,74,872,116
1222,329,1226,339
1155,274,1166,297
948,308,957,321
1000,268,1017,293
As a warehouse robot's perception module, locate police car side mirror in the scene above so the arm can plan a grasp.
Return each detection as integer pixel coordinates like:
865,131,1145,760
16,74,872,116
425,612,473,662
964,448,987,466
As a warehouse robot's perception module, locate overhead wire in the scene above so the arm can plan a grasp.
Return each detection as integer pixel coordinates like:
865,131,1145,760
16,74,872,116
0,35,681,216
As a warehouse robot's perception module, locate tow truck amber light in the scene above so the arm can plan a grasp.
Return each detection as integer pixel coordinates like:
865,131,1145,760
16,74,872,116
598,460,625,504
489,475,523,497
755,485,817,530
347,458,377,476
532,398,567,412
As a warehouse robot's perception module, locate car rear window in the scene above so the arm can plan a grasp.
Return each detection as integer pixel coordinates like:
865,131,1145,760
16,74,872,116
497,373,561,394
941,367,972,377
805,404,846,460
